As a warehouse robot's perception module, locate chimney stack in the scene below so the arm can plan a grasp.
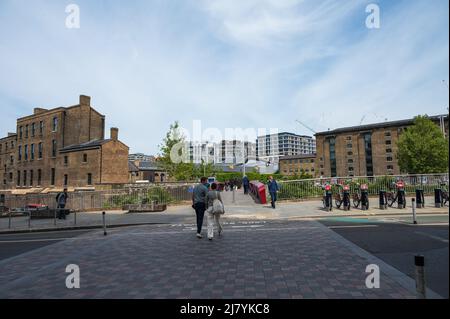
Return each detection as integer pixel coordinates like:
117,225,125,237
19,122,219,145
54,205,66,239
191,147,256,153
79,95,91,106
110,127,119,141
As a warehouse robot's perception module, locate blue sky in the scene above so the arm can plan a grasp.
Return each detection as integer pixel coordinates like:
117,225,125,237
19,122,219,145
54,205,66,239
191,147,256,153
0,0,448,154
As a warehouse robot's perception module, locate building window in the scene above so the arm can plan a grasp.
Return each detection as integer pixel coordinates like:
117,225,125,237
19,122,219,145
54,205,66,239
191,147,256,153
87,173,92,185
64,156,68,165
31,144,35,160
348,167,354,172
51,168,56,186
386,148,392,154
38,143,43,159
23,170,27,186
39,121,44,135
17,170,20,186
10,156,13,165
348,159,354,163
387,165,394,170
37,169,42,186
30,170,34,186
25,125,29,138
384,131,391,137
31,123,35,137
386,156,393,162
24,145,28,161
329,138,337,177
19,126,23,139
52,117,58,132
347,151,353,156
385,140,392,145
11,141,14,148
83,154,88,163
346,143,352,149
52,140,57,157
346,136,352,141
364,133,374,176
64,174,68,186
9,172,13,182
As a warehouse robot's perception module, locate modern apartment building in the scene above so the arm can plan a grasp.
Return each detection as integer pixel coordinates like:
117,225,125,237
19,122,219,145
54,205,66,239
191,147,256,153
315,114,449,177
0,95,129,191
257,132,316,158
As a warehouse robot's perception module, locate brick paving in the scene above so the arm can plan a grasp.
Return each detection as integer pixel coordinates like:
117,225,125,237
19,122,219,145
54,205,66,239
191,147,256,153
0,219,418,299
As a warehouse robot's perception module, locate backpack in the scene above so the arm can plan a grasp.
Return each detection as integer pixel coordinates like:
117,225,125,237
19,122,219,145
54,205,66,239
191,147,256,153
212,191,224,214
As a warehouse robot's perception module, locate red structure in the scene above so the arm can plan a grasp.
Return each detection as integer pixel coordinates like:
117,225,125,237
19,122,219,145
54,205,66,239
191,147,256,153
249,181,267,204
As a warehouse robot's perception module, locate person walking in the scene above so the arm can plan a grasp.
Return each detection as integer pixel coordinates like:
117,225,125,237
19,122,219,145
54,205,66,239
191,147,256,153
192,177,209,239
242,175,250,194
267,176,279,209
56,188,68,219
206,183,224,240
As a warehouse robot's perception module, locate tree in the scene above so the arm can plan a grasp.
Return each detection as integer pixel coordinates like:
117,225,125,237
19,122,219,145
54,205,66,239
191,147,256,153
397,115,449,174
158,122,196,181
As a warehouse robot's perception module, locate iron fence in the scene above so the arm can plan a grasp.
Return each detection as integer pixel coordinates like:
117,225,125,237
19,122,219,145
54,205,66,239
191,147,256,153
1,184,193,213
276,173,449,201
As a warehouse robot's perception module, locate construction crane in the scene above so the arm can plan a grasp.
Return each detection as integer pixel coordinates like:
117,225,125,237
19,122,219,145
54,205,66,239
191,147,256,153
295,120,316,135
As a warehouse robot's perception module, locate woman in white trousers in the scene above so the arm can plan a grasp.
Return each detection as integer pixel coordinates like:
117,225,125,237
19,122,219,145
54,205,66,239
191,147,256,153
206,183,224,240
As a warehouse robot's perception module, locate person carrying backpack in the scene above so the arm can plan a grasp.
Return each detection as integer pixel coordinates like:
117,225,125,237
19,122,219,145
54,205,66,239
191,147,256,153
56,188,68,219
205,183,224,240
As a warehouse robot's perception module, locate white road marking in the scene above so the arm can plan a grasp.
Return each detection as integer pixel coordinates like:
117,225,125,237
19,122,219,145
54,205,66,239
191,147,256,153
329,225,379,229
414,231,449,243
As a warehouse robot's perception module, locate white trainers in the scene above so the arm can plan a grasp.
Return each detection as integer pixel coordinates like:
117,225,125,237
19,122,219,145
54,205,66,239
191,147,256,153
196,233,203,239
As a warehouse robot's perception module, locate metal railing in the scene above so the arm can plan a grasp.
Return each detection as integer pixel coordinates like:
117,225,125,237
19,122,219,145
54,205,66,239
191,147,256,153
1,184,193,213
276,173,449,201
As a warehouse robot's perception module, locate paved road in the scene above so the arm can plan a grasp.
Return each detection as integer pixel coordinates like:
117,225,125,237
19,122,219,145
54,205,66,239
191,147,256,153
0,229,94,261
0,219,421,299
319,214,448,298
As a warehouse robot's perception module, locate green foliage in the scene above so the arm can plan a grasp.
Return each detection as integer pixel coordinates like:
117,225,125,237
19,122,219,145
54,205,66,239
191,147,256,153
397,115,449,174
103,187,174,209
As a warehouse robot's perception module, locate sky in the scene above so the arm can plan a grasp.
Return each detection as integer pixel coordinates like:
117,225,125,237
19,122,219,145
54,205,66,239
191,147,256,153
0,0,448,155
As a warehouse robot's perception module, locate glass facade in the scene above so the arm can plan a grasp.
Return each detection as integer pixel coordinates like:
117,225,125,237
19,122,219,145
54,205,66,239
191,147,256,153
329,137,337,177
364,133,373,176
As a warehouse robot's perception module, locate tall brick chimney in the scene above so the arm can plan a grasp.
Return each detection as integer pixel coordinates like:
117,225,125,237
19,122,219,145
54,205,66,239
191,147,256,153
80,95,91,106
110,127,119,141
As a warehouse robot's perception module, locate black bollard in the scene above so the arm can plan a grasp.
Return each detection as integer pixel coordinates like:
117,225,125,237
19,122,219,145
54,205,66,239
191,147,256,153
416,189,424,208
379,190,387,210
434,188,442,208
414,255,426,299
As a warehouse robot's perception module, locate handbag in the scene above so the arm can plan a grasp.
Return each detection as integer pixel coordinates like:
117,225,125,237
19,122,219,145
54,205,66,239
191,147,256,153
212,191,225,214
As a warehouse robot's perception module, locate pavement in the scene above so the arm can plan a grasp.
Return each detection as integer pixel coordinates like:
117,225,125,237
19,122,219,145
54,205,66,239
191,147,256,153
0,189,447,299
0,219,428,299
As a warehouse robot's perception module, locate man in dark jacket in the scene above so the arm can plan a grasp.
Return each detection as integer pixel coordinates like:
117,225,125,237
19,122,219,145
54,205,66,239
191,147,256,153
56,188,68,219
267,176,279,209
242,175,250,194
192,177,208,238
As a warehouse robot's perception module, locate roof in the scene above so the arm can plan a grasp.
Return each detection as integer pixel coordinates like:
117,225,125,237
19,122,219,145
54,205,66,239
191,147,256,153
315,114,448,136
138,161,162,171
59,139,111,153
279,154,316,160
258,132,313,139
128,161,139,172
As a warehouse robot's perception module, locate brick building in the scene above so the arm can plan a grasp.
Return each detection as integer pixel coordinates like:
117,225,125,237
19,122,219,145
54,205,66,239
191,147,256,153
315,114,449,178
279,154,316,177
0,95,129,191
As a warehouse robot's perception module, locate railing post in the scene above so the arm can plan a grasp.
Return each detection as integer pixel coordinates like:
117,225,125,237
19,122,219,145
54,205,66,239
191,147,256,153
74,210,77,225
8,211,12,229
102,211,107,236
412,198,417,224
54,208,57,226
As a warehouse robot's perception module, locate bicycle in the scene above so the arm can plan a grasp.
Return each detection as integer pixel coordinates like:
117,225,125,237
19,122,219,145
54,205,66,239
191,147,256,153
385,180,406,208
352,184,369,209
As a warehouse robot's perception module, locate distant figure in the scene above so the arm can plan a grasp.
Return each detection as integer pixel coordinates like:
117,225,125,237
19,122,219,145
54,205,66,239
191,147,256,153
229,179,235,191
242,175,250,194
56,188,68,219
206,183,225,240
192,177,209,239
267,176,279,209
